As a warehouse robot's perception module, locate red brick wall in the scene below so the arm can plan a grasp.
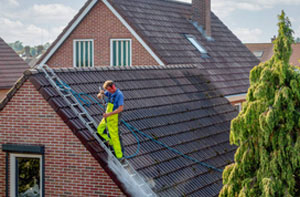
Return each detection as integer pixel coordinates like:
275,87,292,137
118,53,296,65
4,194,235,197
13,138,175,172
0,80,125,196
47,1,158,68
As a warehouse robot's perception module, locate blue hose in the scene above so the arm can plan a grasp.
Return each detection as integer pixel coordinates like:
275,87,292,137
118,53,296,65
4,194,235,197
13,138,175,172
55,80,223,172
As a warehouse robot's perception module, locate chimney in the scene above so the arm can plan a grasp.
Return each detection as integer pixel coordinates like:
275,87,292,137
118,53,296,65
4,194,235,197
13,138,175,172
192,0,211,38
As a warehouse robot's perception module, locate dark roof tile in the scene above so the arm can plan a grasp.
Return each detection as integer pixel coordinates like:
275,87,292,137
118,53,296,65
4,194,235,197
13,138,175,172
29,65,236,196
0,37,29,89
108,0,259,95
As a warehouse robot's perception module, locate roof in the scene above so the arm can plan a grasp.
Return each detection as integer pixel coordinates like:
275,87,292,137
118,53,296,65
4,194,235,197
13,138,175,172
109,0,259,96
0,37,29,89
245,43,273,63
38,0,259,96
18,65,237,196
245,43,300,67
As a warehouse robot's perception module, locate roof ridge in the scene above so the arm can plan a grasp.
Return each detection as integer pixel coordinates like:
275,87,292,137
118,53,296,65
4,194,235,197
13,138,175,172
135,0,191,7
164,0,191,6
33,64,196,73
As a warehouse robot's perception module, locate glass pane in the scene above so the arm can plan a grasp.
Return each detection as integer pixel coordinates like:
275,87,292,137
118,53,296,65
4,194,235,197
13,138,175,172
123,41,126,66
234,104,241,112
85,41,89,67
112,40,131,66
187,36,207,54
128,41,131,66
118,41,122,66
113,41,117,66
17,157,40,197
90,41,93,67
76,41,79,67
80,41,84,67
253,51,264,58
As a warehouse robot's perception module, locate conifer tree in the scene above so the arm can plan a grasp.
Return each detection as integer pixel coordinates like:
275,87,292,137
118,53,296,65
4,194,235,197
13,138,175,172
219,11,300,197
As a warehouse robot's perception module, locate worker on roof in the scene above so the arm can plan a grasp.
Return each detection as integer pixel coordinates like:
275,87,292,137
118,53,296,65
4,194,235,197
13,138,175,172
97,80,124,160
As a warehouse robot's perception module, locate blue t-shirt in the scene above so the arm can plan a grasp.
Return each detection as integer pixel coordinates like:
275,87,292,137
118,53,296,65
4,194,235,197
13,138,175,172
105,89,124,111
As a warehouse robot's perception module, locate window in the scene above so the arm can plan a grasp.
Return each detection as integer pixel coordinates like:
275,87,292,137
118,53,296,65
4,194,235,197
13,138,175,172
234,103,242,112
73,39,94,67
2,144,44,197
253,51,264,58
110,39,132,66
185,34,209,58
10,154,43,197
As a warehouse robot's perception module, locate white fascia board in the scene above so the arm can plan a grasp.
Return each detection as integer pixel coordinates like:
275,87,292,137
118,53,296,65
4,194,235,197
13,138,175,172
102,0,165,66
39,0,98,66
225,93,247,102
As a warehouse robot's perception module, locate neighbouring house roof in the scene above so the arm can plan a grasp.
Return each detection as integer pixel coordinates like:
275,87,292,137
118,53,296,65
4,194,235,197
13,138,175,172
37,0,259,96
1,65,237,196
245,43,274,63
0,37,29,89
245,43,300,67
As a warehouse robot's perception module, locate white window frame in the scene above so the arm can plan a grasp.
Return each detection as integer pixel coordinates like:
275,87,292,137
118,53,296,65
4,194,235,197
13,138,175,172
110,39,132,67
234,103,242,112
73,39,94,67
253,50,264,58
10,153,43,197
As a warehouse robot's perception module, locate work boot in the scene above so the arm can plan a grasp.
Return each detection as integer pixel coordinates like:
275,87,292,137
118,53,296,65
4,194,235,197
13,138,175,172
104,141,114,152
118,157,126,165
104,140,110,147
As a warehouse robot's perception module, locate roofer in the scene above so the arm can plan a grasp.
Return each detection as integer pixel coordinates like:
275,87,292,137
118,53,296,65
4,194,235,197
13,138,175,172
97,80,124,160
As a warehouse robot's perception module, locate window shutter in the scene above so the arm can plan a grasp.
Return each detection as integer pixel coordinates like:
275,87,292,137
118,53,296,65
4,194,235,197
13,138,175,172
74,40,93,67
112,40,131,66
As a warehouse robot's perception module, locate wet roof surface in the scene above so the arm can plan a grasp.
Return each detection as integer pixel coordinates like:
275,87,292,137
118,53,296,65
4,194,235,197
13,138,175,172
30,65,237,196
109,0,259,95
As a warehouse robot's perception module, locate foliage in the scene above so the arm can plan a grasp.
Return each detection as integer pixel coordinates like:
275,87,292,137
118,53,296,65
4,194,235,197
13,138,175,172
9,40,24,51
9,41,50,57
219,11,300,197
17,157,40,195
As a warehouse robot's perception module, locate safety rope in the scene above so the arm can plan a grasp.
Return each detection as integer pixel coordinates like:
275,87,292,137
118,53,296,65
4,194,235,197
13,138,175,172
55,80,223,173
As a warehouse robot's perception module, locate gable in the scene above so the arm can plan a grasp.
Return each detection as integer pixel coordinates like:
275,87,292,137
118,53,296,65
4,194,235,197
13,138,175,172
245,43,274,63
40,0,161,68
37,0,259,96
0,79,125,196
246,43,300,67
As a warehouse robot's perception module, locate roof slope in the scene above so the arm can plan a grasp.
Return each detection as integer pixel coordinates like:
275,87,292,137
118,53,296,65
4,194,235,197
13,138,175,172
246,43,300,67
0,37,29,89
28,65,237,196
109,0,259,95
37,0,258,96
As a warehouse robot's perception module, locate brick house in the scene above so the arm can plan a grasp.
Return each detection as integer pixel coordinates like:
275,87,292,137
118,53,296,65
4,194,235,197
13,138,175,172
245,42,300,67
0,65,237,196
37,0,259,109
0,37,29,100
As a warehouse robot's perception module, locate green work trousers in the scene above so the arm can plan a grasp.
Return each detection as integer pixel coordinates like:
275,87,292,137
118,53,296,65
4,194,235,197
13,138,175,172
97,103,123,159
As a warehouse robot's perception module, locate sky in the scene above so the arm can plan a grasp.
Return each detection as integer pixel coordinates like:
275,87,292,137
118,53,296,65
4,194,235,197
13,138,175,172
0,0,300,46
